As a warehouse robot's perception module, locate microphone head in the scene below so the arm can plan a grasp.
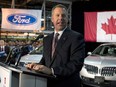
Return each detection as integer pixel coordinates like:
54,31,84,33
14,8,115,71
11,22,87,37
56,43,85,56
35,34,44,40
38,34,44,38
31,34,44,45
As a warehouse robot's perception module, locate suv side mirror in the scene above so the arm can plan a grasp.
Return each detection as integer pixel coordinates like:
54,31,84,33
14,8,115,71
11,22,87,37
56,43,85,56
87,52,92,55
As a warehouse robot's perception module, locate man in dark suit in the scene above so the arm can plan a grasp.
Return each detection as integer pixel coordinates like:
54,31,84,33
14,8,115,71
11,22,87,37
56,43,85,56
26,4,85,87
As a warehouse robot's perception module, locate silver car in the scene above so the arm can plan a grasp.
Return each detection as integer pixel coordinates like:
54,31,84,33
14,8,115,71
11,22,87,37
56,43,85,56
80,43,116,87
19,45,43,66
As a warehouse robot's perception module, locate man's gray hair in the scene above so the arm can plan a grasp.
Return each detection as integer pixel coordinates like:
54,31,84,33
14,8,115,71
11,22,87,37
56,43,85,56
51,4,68,16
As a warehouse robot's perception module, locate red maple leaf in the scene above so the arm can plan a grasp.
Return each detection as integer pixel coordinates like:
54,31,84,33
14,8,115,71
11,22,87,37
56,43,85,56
101,16,116,40
102,16,116,34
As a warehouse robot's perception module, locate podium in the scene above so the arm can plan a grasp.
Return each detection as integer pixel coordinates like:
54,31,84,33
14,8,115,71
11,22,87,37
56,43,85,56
0,62,54,87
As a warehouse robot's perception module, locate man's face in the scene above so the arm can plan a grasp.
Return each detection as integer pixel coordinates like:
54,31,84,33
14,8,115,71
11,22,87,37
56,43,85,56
51,7,68,31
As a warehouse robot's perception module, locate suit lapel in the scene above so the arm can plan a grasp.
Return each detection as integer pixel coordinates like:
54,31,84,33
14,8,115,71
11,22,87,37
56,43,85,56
49,29,69,67
45,33,54,62
55,31,68,53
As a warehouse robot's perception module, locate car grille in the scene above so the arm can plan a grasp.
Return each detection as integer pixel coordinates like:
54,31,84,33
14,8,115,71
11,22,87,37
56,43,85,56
85,64,98,74
101,67,116,76
85,64,116,76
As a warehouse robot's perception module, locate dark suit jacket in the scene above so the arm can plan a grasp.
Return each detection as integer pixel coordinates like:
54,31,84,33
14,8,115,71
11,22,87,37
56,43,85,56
40,28,85,87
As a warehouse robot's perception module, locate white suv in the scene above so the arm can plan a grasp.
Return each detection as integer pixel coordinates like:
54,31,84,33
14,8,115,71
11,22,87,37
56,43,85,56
80,43,116,87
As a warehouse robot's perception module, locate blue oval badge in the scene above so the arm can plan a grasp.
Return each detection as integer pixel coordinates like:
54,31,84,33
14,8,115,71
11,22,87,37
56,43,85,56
7,14,37,25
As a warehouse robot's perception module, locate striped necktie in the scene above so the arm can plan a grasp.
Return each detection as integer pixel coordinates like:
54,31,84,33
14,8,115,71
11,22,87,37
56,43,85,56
52,33,59,57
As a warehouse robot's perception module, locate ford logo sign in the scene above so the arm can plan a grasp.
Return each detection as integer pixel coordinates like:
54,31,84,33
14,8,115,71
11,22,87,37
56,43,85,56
7,14,37,25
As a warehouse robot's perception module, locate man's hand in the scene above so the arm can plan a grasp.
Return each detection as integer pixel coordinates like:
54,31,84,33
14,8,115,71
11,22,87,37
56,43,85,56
33,64,52,75
25,63,37,70
25,63,52,75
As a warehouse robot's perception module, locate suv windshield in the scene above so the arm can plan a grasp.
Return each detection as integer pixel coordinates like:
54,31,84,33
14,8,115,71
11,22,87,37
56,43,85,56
92,45,116,56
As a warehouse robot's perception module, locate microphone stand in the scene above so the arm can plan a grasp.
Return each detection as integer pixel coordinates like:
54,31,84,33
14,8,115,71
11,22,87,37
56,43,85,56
14,49,22,67
4,47,16,65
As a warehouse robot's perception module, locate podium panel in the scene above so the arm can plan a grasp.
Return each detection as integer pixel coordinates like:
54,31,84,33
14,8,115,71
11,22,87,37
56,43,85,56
36,76,47,87
0,62,52,87
19,74,35,87
19,74,47,87
0,65,12,87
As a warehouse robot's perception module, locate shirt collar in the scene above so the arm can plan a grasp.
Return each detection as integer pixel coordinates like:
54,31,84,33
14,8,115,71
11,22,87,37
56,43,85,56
54,26,67,39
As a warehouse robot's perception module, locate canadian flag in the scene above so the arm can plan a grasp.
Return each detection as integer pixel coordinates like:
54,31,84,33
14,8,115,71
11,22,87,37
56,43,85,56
84,11,116,42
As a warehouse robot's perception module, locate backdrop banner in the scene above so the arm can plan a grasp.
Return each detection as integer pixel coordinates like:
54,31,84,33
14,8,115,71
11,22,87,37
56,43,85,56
1,8,42,32
84,11,116,42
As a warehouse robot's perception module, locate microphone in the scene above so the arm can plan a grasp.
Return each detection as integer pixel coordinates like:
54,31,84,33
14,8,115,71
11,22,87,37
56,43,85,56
4,47,16,65
31,34,44,45
5,46,22,68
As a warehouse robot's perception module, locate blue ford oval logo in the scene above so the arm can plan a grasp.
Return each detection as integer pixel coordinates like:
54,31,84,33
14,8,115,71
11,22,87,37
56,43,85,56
7,14,37,25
